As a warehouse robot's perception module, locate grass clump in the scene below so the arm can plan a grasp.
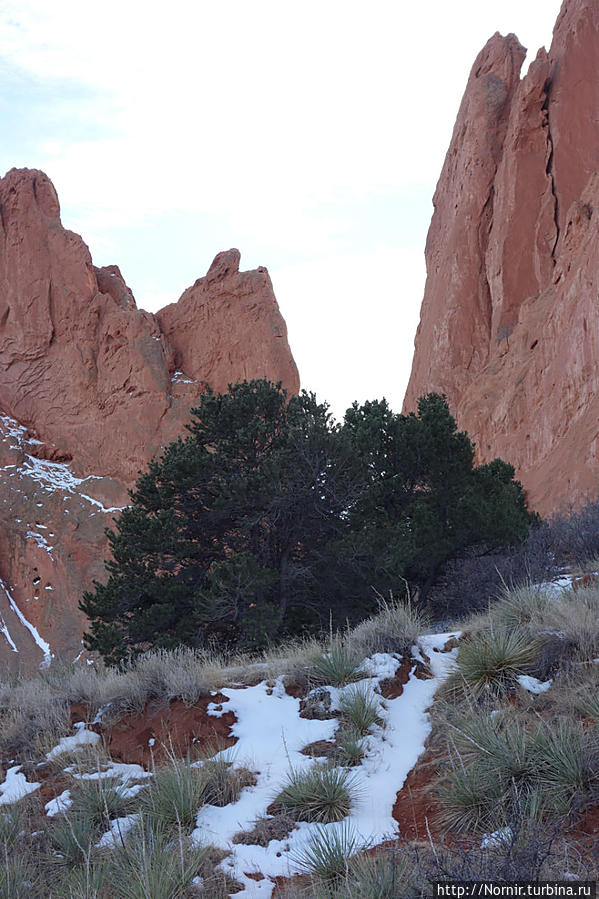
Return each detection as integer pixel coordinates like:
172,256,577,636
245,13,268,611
291,821,363,881
456,629,540,696
105,821,210,899
273,764,357,823
199,755,256,806
310,638,364,687
0,852,40,899
338,684,382,735
347,593,428,658
138,759,206,836
334,729,366,767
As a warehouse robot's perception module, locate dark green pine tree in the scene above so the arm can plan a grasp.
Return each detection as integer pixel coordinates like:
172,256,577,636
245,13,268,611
81,383,536,665
80,380,355,664
339,392,534,602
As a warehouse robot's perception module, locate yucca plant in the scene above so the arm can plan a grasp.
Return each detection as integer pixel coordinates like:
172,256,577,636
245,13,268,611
534,722,598,814
291,821,363,881
69,778,133,830
338,684,382,736
49,812,99,866
334,729,366,767
138,759,207,836
274,764,357,823
0,849,39,899
456,629,540,696
310,638,364,687
104,820,210,899
345,849,420,898
438,764,501,833
50,857,111,899
492,585,551,632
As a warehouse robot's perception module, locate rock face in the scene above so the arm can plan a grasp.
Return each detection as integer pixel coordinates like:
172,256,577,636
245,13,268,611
0,168,299,671
404,0,599,517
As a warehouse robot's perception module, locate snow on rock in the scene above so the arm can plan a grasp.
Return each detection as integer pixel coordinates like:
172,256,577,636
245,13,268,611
0,766,40,805
192,632,459,898
21,455,125,514
26,529,54,559
1,578,52,668
45,789,72,817
0,612,18,653
46,723,101,759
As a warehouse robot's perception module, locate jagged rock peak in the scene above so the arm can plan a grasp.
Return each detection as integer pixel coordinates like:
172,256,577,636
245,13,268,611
404,0,599,516
0,167,299,671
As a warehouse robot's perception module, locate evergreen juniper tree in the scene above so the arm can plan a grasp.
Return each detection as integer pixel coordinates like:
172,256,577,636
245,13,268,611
81,382,535,663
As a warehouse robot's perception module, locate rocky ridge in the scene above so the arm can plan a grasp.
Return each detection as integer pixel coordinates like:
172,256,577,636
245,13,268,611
0,168,299,671
404,0,599,516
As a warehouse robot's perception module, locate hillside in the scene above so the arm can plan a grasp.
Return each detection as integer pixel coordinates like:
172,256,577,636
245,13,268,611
2,574,599,896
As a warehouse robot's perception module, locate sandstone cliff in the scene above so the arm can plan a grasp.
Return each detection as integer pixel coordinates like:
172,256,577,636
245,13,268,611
0,168,299,671
404,0,599,517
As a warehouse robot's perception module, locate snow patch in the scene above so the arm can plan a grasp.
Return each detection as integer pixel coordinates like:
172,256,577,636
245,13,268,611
96,814,139,848
517,674,552,695
46,723,101,759
45,790,72,817
0,766,40,805
1,578,52,668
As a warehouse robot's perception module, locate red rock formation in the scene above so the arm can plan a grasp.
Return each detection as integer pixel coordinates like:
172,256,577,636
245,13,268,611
404,0,599,517
0,167,299,671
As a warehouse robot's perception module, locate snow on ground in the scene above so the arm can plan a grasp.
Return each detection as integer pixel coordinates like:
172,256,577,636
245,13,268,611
0,766,40,805
46,722,101,759
517,674,553,694
45,789,73,817
191,632,459,898
96,814,140,848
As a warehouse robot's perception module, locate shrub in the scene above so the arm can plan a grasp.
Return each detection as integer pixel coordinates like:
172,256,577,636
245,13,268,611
199,756,256,807
291,822,363,881
338,684,382,735
334,729,366,767
138,759,206,836
346,594,427,657
456,629,540,696
105,821,210,899
273,764,357,823
310,639,364,687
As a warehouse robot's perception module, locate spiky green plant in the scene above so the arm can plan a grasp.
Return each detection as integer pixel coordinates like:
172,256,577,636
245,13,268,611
0,848,39,899
291,822,363,881
105,820,210,899
492,585,552,632
274,764,357,823
199,755,255,807
534,722,597,814
456,629,540,696
338,685,382,736
334,729,366,767
138,759,207,836
310,639,364,687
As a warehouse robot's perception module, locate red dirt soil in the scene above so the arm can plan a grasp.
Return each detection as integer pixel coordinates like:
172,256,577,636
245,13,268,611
101,694,237,767
392,749,446,842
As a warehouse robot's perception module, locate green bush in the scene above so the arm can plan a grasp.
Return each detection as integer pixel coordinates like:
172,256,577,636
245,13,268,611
274,764,357,823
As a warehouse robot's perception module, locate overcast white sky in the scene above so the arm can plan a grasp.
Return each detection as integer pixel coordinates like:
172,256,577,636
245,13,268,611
1,0,562,419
